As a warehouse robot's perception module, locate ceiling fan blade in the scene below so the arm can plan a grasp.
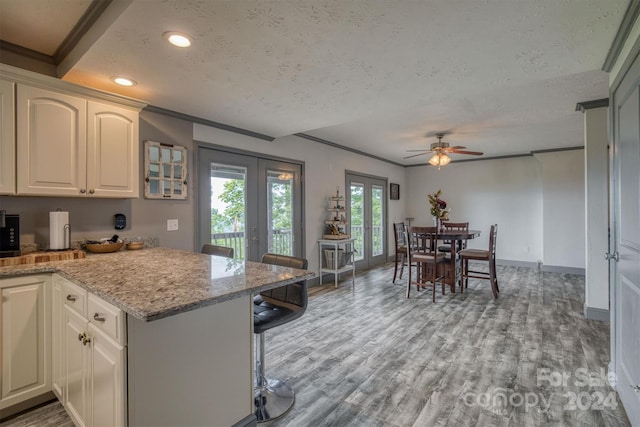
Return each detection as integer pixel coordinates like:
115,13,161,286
405,149,431,152
449,146,466,150
450,149,483,155
403,152,431,159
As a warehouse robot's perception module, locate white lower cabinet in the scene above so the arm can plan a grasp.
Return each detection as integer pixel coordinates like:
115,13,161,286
55,275,126,427
0,275,51,410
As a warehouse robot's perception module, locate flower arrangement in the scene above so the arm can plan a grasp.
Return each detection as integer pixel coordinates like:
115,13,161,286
428,189,450,219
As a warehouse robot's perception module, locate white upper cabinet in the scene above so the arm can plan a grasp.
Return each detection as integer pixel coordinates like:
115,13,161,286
1,63,145,198
17,85,87,196
87,101,139,198
16,85,140,198
0,79,15,195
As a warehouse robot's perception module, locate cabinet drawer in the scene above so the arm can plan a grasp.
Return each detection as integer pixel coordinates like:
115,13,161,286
88,294,125,345
61,279,87,316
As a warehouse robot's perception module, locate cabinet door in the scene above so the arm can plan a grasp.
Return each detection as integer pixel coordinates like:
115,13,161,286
64,305,89,427
0,275,51,409
87,102,139,198
88,323,125,427
0,79,15,195
16,85,87,196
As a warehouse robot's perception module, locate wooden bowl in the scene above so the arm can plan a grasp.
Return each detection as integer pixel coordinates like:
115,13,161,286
126,242,144,250
84,242,124,253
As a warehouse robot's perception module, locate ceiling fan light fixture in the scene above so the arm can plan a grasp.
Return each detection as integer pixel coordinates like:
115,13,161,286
112,76,137,87
428,152,451,167
163,31,192,47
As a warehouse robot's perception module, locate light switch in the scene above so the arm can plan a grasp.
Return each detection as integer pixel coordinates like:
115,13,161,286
167,219,179,231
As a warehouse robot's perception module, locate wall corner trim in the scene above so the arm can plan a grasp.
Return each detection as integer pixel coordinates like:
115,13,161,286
584,304,610,322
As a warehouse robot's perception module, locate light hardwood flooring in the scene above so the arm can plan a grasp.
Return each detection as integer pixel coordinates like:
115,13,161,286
1,263,630,426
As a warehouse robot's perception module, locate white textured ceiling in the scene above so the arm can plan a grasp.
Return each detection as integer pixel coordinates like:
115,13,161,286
43,1,631,163
0,0,91,55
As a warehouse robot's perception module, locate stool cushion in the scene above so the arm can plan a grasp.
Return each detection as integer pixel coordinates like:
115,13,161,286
254,295,303,334
459,248,490,260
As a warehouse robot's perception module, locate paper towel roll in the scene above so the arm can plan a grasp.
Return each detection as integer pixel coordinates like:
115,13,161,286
50,211,70,250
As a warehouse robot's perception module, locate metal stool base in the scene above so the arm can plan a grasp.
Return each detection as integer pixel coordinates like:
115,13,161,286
254,377,295,422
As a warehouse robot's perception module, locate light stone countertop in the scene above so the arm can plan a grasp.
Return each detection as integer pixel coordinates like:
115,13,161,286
0,247,314,321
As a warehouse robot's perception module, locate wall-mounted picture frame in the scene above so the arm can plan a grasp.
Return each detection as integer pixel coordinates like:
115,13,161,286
390,183,400,200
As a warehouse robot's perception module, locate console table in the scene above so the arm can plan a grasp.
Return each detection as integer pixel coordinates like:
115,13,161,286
317,238,355,288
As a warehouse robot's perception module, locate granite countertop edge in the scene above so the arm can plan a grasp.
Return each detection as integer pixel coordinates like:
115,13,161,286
0,248,315,322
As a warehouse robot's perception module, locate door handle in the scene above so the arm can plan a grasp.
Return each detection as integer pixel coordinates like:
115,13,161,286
604,252,619,262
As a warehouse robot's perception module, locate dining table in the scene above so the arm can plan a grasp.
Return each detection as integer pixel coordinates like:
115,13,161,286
436,228,481,292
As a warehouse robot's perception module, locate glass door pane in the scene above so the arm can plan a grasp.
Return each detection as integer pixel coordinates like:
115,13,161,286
347,173,387,269
371,184,384,257
267,170,293,255
350,182,365,262
209,164,247,259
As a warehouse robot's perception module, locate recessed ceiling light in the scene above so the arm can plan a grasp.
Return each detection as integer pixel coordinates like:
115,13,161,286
112,77,137,87
163,31,192,48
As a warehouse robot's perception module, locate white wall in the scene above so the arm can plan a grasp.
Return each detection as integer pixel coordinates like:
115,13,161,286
535,150,586,270
583,107,609,312
405,156,543,264
405,151,586,270
194,124,406,273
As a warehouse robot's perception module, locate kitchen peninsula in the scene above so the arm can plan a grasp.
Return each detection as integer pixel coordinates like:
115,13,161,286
0,248,314,426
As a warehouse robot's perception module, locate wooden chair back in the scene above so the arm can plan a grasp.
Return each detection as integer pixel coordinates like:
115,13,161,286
393,222,406,248
441,221,469,232
407,226,439,254
201,244,234,258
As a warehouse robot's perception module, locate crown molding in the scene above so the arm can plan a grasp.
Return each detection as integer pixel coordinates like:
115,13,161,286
575,98,609,112
603,0,640,72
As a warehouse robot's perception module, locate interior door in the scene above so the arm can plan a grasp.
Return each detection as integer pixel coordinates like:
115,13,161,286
197,147,303,261
610,52,640,424
346,172,387,270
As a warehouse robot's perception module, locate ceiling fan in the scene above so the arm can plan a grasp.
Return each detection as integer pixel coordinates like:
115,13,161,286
404,133,483,168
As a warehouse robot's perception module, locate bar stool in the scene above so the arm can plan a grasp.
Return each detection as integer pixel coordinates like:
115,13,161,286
200,244,234,258
253,253,308,422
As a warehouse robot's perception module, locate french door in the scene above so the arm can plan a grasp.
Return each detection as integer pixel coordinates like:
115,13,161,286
197,147,303,262
346,172,387,270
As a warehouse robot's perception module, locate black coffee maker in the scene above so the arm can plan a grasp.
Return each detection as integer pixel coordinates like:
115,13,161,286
0,211,20,258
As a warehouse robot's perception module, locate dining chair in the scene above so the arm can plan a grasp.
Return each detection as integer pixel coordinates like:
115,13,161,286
406,226,446,301
438,221,469,254
393,222,408,283
201,244,234,258
458,224,499,299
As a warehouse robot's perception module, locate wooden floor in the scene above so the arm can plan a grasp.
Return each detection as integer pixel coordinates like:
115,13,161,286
1,263,630,426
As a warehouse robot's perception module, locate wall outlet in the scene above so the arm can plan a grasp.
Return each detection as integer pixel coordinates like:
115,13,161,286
167,219,179,231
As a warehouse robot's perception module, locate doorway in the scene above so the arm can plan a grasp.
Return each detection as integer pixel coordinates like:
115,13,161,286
197,146,303,262
346,172,387,270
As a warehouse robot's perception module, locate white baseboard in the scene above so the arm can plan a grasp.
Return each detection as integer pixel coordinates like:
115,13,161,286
583,303,610,322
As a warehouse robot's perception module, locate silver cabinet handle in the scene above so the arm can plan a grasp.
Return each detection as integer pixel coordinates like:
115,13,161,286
604,252,619,262
632,385,640,393
93,313,106,322
66,295,77,302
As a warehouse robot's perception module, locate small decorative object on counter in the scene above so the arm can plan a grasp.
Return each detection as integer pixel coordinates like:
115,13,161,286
323,186,350,240
83,235,124,253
